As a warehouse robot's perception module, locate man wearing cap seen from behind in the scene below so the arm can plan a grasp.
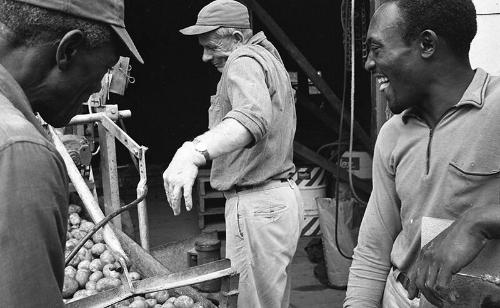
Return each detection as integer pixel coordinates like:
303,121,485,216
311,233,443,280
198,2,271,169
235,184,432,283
0,0,142,306
163,0,303,307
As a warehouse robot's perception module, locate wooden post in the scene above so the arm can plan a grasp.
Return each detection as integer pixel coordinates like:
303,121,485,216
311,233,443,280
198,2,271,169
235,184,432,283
98,122,122,230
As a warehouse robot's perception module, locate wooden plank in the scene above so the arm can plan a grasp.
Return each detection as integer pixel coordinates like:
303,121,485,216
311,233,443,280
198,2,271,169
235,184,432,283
49,127,128,261
243,0,372,150
293,141,371,194
98,123,122,230
134,260,234,294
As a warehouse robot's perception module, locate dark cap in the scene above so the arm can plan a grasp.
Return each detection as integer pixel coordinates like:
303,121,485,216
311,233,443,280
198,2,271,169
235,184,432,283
180,0,250,36
15,0,144,64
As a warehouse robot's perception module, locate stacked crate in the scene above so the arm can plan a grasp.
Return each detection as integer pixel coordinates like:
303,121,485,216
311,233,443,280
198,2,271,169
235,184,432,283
196,169,226,233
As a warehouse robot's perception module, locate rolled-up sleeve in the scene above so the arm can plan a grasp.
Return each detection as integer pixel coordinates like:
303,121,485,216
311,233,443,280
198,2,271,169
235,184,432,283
0,141,68,307
223,56,272,143
344,133,401,307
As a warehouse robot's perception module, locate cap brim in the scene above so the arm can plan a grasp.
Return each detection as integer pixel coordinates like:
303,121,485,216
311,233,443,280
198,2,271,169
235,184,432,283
111,25,144,64
179,25,220,36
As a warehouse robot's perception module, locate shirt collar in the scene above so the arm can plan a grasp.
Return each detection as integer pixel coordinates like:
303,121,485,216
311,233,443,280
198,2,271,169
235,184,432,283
247,31,267,45
0,63,49,139
402,68,489,123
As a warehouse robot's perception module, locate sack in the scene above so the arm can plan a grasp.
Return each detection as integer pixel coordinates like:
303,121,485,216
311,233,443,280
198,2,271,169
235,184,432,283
317,198,356,288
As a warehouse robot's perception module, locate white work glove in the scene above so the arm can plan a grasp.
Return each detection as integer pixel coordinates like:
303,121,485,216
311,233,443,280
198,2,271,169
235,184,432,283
163,142,205,215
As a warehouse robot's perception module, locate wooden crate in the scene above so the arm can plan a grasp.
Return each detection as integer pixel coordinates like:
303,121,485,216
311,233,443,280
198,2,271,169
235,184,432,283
196,169,226,232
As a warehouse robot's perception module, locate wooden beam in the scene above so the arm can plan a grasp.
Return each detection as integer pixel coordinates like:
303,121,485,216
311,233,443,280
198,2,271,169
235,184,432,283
293,141,371,194
244,0,372,150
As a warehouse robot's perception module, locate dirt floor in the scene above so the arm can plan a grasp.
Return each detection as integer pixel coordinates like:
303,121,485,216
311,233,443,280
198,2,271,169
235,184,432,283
124,174,346,308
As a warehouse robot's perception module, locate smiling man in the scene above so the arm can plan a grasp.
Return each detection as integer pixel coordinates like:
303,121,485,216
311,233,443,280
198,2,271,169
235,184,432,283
343,0,500,307
163,0,303,307
0,0,142,306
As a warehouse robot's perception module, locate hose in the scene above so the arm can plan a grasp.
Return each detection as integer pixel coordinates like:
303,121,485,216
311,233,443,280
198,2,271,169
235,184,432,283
65,189,147,266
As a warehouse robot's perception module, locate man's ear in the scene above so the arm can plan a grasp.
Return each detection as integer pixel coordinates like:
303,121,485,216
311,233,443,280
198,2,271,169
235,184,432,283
232,31,244,44
56,29,85,70
419,30,438,59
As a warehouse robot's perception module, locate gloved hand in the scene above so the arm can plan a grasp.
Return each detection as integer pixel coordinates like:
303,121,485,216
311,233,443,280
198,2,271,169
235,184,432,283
163,142,206,215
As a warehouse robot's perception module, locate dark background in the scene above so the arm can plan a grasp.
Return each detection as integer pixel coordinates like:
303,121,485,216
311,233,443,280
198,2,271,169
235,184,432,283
114,0,372,164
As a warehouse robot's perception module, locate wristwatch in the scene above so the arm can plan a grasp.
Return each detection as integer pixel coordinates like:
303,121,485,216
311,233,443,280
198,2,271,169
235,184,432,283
193,138,211,163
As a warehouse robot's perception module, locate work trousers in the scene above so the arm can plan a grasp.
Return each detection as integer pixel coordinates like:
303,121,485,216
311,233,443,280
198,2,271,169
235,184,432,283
224,180,304,308
382,268,421,308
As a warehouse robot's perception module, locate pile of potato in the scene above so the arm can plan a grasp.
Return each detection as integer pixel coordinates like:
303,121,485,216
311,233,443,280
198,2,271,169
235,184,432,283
63,204,202,308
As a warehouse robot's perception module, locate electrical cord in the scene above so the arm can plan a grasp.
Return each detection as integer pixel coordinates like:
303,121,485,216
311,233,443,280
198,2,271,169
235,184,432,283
332,0,353,261
65,189,147,266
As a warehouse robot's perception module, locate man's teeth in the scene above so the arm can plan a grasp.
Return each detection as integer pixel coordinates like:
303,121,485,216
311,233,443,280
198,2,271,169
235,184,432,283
376,76,389,84
376,76,389,91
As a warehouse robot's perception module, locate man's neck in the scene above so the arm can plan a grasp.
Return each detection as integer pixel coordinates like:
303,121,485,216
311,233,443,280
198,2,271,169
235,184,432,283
418,62,475,127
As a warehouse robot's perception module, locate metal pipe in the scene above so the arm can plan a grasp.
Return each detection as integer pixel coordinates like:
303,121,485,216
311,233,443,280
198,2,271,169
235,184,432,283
49,126,129,261
68,110,131,125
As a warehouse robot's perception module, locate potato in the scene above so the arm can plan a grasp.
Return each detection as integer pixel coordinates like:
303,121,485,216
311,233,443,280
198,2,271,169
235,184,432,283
83,239,94,249
80,220,95,232
92,229,104,243
62,276,79,298
155,291,169,304
145,298,157,307
77,259,91,271
75,269,90,288
129,271,141,281
68,255,80,268
116,299,131,306
65,266,77,279
154,305,163,308
77,247,92,262
103,264,121,279
66,238,79,251
173,295,194,308
69,213,81,226
166,297,176,303
86,289,98,296
191,303,203,308
68,204,82,214
71,229,86,240
145,292,157,299
100,250,116,264
89,259,104,272
85,280,96,290
161,302,175,308
129,300,148,308
89,271,104,282
95,277,121,292
91,243,107,256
